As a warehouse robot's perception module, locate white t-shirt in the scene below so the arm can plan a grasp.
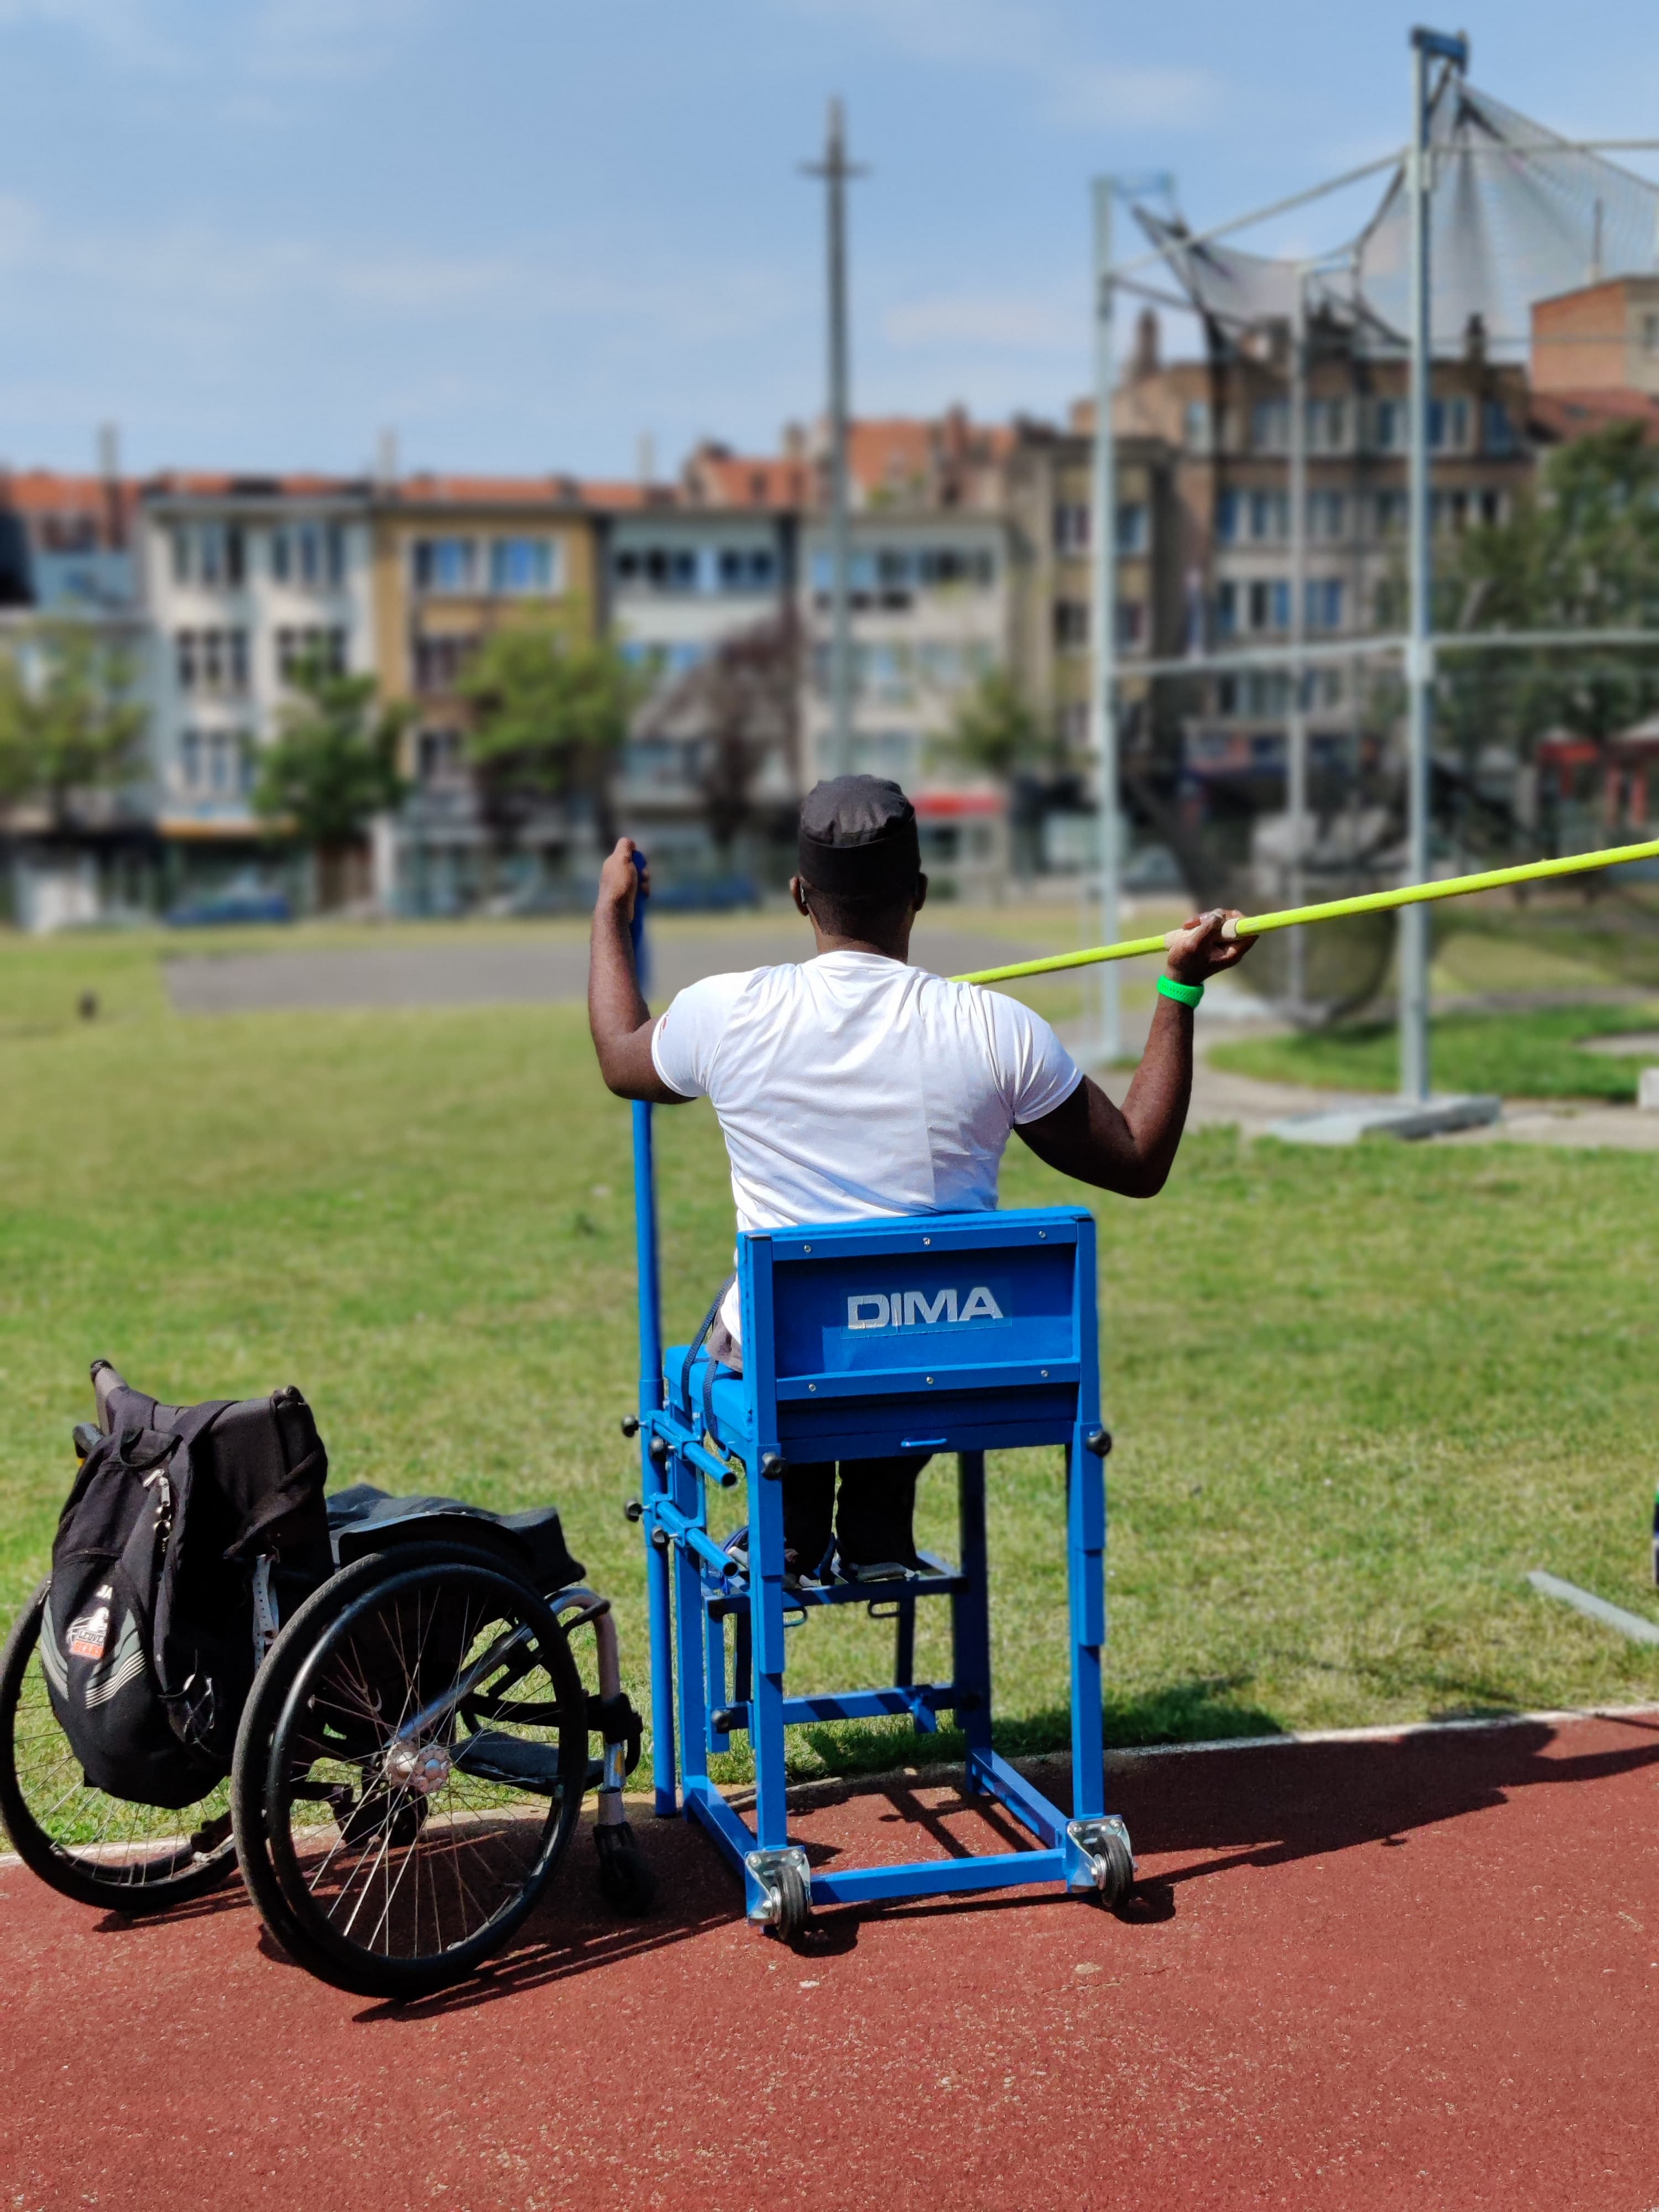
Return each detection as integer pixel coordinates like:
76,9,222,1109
650,950,1083,1346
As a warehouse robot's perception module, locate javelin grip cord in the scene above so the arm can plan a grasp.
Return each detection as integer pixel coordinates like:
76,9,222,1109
952,837,1659,988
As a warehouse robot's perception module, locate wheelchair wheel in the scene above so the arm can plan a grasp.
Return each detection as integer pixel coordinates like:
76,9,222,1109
0,1580,237,1913
243,1548,588,1999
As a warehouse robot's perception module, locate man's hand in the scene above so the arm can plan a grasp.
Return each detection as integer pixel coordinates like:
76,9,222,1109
588,837,684,1104
1165,909,1252,987
597,837,649,921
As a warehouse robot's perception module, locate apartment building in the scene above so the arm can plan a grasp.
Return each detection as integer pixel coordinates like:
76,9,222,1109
3,466,137,613
1113,321,1533,808
138,474,377,898
1529,274,1659,442
370,476,600,915
0,466,150,927
602,489,799,885
797,508,1016,898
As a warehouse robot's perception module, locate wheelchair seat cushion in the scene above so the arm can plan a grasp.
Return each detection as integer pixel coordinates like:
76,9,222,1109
325,1485,585,1594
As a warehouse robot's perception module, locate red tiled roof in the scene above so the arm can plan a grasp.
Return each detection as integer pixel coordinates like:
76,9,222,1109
1530,388,1659,442
144,471,363,498
2,468,138,521
391,473,585,508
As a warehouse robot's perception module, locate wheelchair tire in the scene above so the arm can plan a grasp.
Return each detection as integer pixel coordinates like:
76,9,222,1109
0,1580,237,1914
232,1550,429,1975
247,1548,588,1999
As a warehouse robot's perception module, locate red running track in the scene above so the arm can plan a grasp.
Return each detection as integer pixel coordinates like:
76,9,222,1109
4,1711,1659,2212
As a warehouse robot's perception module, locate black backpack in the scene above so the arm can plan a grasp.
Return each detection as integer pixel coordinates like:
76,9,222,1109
44,1364,332,1809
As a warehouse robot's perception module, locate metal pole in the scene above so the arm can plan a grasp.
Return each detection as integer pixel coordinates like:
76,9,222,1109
824,101,855,780
1401,26,1466,1102
1090,177,1121,1063
1287,267,1309,1017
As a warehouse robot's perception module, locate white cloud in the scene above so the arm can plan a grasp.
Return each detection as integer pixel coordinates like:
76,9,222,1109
1048,64,1220,131
786,0,1220,134
884,287,1076,352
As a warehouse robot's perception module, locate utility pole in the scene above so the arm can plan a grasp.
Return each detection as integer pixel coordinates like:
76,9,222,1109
1091,179,1123,1062
1088,170,1173,1064
803,99,864,782
1402,25,1468,1102
1286,267,1309,1016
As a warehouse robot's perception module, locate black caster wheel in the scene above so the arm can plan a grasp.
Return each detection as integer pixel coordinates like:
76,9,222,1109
769,1856,811,1944
1094,1828,1135,1910
594,1820,657,1915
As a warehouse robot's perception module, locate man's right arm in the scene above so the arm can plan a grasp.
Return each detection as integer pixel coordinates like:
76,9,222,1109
588,838,690,1104
1014,909,1250,1197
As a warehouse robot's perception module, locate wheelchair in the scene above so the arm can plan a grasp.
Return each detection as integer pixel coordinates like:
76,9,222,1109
0,1368,653,2000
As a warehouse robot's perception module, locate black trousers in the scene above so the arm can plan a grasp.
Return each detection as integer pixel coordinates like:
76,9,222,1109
707,1310,929,1571
782,1454,931,1574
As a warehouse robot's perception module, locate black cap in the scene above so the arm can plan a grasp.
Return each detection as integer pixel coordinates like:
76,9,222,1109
796,776,921,898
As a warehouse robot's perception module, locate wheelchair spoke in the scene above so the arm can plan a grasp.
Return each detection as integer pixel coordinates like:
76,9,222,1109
266,1561,578,1977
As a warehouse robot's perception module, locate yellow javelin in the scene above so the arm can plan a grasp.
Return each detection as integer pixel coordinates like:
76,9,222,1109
952,837,1659,987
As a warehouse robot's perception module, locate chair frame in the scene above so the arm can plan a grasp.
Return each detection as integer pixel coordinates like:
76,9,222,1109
629,1092,1134,1924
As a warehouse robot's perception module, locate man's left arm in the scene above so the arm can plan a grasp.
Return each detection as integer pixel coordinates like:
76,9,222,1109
1014,909,1251,1196
588,838,689,1104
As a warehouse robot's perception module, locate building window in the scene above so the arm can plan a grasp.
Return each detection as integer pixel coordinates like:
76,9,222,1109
1373,399,1402,452
416,728,465,784
1183,400,1212,454
1215,581,1238,638
1054,599,1089,652
1373,489,1407,538
1250,401,1288,453
1053,502,1090,553
1115,502,1146,554
1247,580,1290,632
273,521,346,588
175,627,249,695
1116,599,1145,648
1215,490,1239,545
276,625,348,682
412,538,477,592
178,727,253,796
717,546,777,591
1249,491,1287,541
1308,491,1347,541
413,633,478,696
1307,399,1348,452
170,528,190,584
1306,578,1345,631
1428,397,1470,451
489,536,558,594
614,544,699,591
1058,700,1089,754
1482,400,1520,457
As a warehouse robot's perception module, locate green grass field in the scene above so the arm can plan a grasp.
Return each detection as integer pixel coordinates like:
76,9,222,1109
4,922,1658,1786
1210,1001,1659,1102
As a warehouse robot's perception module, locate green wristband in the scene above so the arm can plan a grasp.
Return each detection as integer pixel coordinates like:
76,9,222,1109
1157,975,1204,1008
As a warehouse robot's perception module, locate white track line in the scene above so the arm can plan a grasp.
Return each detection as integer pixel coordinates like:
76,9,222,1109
1527,1569,1659,1645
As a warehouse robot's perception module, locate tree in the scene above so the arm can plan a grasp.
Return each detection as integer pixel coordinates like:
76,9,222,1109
940,667,1045,782
1438,423,1659,811
0,621,148,828
253,653,409,903
637,610,801,865
459,614,645,859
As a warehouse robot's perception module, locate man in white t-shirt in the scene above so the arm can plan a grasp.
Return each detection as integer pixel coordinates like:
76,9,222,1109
589,776,1251,1580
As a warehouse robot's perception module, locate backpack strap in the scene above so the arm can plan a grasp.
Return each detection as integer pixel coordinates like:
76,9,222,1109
222,1444,327,1562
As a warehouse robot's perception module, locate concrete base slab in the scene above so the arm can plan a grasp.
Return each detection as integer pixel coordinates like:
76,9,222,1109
1267,1092,1504,1145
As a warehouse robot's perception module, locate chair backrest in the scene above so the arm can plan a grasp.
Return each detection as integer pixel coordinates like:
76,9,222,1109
734,1206,1098,1464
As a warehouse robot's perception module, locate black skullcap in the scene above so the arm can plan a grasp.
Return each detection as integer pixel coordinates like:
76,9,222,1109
796,776,921,898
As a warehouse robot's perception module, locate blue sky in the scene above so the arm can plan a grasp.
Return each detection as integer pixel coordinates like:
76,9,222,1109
3,0,1658,479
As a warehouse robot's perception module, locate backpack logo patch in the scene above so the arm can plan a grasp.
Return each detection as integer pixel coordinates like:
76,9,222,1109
66,1587,113,1661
